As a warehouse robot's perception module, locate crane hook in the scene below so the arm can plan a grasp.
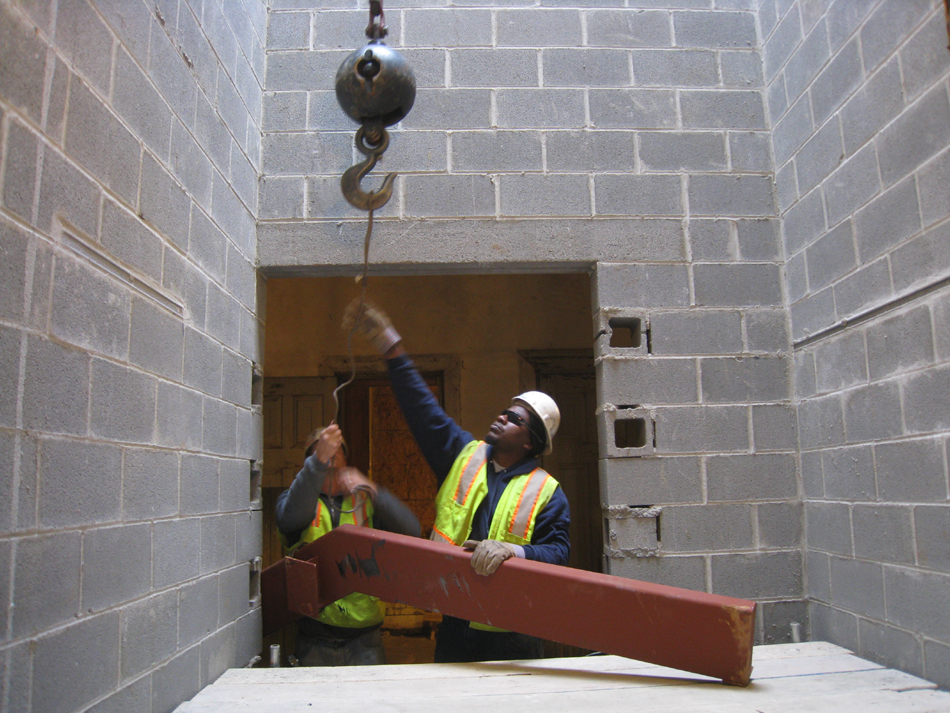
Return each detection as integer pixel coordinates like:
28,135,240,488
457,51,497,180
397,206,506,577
341,126,396,212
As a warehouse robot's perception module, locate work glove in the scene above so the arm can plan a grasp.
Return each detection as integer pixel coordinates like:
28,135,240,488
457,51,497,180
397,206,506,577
323,466,378,503
463,539,517,576
343,298,402,355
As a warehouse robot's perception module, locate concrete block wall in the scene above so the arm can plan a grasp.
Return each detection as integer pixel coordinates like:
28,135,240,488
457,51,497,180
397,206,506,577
0,1,265,711
761,0,950,687
261,0,803,645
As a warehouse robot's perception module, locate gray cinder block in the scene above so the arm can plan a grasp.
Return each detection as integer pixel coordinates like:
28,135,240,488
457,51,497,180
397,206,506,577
867,305,934,380
266,49,349,92
2,119,38,224
700,356,789,403
589,88,677,129
604,506,659,555
795,120,844,195
404,88,492,129
805,501,853,556
797,393,845,449
876,438,948,503
607,554,706,591
752,404,798,451
688,174,774,217
190,206,228,282
772,94,814,166
594,262,691,309
12,532,81,638
396,49,447,90
406,174,496,218
730,132,772,173
451,48,537,87
843,382,902,443
206,281,242,352
120,591,179,680
203,396,238,457
154,519,202,588
497,8,580,47
806,221,856,293
790,286,837,342
633,49,718,87
227,245,257,313
222,349,253,407
22,336,90,436
32,613,120,713
688,219,731,262
878,85,950,187
64,80,140,207
384,131,448,173
262,130,353,176
259,176,305,219
855,175,922,261
639,132,726,172
405,8,492,47
0,222,28,326
200,514,236,575
721,50,764,88
114,49,172,162
757,501,802,548
547,130,635,172
598,356,698,406
822,444,876,501
201,620,237,686
786,251,808,305
860,0,934,72
710,550,803,599
900,10,950,102
82,524,151,612
830,555,885,619
914,505,950,572
891,221,950,294
833,256,892,320
181,454,220,516
747,309,790,354
543,48,631,87
90,359,156,444
782,189,825,257
858,619,924,678
151,646,201,713
661,503,754,552
763,6,801,81
694,263,782,306
55,0,114,94
156,381,204,450
884,565,950,642
903,364,950,434
853,504,915,565
149,22,200,127
268,11,310,50
597,406,654,458
452,131,540,172
806,549,832,601
0,2,48,122
263,91,307,131
100,200,163,283
761,599,809,645
654,405,749,454
501,174,589,216
218,564,252,626
782,21,830,104
650,310,742,355
586,9,672,49
681,89,766,129
810,39,863,125
497,88,586,129
707,453,797,502
840,57,903,156
823,143,881,228
673,10,757,49
140,153,191,252
170,120,214,207
737,219,780,261
595,174,682,216
39,439,121,529
123,447,179,521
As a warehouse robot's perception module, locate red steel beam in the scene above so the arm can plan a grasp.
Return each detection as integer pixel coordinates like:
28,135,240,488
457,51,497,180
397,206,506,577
261,525,756,686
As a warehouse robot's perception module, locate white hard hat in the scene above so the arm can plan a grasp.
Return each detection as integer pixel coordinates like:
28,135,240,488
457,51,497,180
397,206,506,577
512,391,560,456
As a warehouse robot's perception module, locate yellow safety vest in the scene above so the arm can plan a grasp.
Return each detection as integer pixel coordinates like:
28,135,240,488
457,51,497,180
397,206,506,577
281,494,384,630
430,441,559,631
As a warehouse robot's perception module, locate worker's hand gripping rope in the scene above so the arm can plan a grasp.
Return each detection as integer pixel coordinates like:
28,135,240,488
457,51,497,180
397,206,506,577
342,298,402,355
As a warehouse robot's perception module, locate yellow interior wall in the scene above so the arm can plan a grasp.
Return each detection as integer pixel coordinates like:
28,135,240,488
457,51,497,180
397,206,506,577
265,273,592,431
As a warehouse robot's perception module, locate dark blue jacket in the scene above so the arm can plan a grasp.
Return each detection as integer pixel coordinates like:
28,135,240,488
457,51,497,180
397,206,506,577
387,354,570,566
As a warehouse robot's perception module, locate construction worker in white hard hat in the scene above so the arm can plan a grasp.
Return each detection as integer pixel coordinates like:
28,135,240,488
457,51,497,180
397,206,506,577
344,299,570,664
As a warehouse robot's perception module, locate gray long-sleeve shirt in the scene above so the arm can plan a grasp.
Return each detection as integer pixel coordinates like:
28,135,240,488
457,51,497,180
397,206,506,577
275,454,421,548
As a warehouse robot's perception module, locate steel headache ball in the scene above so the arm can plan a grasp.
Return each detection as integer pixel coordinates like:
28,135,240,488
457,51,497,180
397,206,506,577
335,41,416,131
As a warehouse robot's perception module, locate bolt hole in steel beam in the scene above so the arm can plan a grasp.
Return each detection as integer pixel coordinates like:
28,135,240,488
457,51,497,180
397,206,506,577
262,525,756,686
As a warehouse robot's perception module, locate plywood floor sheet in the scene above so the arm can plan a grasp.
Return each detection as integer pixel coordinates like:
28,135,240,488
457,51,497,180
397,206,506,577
174,642,950,712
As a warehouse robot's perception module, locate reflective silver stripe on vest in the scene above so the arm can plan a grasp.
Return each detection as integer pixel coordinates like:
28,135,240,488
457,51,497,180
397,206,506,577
508,469,550,540
453,442,491,505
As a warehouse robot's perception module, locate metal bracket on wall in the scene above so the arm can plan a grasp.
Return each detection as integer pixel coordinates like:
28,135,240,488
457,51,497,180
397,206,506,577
261,525,757,686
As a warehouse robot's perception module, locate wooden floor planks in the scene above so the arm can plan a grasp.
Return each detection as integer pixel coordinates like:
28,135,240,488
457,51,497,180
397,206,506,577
174,642,950,713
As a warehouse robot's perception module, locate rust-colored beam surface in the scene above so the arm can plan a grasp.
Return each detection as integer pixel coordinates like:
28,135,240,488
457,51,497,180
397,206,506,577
261,525,756,686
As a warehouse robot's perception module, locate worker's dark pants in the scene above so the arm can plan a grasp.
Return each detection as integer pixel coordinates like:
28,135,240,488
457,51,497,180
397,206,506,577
295,626,386,666
434,615,544,663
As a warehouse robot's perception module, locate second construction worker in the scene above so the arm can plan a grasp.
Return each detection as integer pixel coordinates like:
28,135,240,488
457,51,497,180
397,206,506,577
345,299,570,663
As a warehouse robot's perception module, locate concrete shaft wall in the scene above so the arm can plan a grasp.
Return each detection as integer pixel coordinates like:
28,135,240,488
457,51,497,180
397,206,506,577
762,0,950,686
0,1,265,712
262,0,801,646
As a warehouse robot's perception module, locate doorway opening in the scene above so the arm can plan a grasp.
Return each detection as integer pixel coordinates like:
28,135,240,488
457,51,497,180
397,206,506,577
261,272,598,663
